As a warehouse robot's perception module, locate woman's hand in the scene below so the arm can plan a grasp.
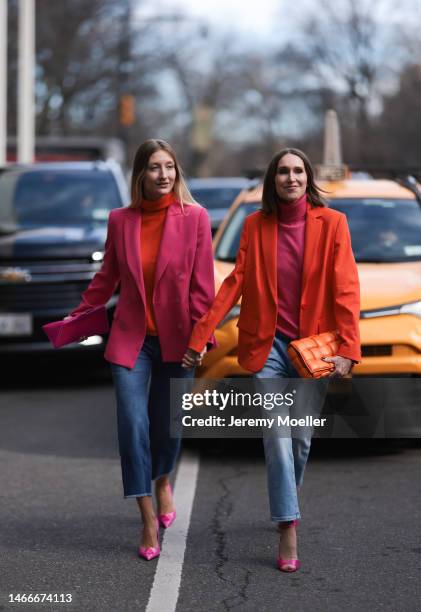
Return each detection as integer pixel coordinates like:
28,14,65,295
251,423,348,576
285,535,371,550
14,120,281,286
323,356,353,377
182,347,205,368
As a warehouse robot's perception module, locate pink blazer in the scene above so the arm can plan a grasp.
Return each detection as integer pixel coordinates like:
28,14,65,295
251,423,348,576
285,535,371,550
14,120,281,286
70,201,215,368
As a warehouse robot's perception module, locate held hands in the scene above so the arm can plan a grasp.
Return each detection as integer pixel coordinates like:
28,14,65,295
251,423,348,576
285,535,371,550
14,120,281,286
182,347,207,368
322,355,353,377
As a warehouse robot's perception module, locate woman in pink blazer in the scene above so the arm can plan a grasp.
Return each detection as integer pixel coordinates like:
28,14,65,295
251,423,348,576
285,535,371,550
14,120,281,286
70,139,215,560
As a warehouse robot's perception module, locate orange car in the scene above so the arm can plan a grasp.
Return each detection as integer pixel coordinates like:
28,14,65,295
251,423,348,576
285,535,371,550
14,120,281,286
198,178,421,378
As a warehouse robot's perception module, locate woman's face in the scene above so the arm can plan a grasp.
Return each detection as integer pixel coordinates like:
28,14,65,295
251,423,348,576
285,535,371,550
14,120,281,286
275,153,308,203
142,150,176,200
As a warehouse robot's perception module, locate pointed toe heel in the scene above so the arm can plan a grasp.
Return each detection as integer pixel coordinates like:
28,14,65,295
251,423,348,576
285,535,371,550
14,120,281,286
138,519,160,561
277,558,301,572
158,510,176,529
277,519,300,572
138,545,160,561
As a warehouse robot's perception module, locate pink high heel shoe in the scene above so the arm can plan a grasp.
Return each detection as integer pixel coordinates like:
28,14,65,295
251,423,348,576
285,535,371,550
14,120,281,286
138,518,160,561
158,483,176,529
277,519,301,572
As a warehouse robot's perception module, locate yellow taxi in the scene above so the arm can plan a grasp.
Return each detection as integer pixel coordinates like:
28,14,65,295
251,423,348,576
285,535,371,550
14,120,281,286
198,178,421,378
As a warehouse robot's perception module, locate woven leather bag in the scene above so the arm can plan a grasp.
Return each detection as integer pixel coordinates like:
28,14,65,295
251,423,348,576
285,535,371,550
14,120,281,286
286,330,340,378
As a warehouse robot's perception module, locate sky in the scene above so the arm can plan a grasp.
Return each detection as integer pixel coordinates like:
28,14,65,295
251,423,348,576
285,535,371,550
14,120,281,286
137,0,282,42
161,0,278,33
136,0,415,39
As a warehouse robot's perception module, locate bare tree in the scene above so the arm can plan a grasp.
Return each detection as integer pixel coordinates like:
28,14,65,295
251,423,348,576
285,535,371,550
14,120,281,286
375,64,421,165
272,0,416,163
158,24,302,175
7,0,162,145
159,27,246,174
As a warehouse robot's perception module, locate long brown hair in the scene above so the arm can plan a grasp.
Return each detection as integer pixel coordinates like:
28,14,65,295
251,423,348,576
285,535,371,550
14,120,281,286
129,139,197,209
262,147,327,214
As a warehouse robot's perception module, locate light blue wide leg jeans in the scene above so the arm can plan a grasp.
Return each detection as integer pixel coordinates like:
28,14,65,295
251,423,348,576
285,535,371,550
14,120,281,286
254,331,314,522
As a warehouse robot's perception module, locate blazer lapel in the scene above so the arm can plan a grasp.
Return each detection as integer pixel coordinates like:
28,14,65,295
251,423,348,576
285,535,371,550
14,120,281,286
154,202,183,288
260,213,278,305
301,205,323,292
123,208,146,306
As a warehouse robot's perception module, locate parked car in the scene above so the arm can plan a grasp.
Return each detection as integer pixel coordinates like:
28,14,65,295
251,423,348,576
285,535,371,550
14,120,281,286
0,161,129,353
198,178,421,378
188,177,255,234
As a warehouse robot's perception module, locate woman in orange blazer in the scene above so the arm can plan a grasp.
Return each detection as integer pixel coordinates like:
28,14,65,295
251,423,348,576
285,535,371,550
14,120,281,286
183,148,361,572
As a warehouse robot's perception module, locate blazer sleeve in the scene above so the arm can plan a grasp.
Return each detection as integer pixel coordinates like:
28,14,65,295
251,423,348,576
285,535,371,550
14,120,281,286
189,208,217,348
333,214,361,362
70,210,120,316
188,215,249,353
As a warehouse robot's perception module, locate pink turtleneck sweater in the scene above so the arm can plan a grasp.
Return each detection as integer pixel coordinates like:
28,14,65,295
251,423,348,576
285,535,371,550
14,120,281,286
276,194,307,339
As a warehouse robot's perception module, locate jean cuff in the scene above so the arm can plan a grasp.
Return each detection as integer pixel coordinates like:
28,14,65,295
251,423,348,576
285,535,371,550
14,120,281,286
124,492,152,499
271,512,300,522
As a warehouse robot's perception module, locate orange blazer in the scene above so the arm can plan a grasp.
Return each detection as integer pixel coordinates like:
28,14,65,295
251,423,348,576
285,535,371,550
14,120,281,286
189,204,361,372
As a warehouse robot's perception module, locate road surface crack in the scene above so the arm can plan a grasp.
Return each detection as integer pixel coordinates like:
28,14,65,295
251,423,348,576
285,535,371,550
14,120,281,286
211,466,251,611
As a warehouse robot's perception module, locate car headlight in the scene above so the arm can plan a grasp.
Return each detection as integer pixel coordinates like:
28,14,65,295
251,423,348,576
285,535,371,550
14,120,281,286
361,300,421,319
91,251,104,262
399,301,421,317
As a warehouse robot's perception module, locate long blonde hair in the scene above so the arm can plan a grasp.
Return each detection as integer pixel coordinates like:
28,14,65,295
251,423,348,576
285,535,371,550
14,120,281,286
129,139,198,210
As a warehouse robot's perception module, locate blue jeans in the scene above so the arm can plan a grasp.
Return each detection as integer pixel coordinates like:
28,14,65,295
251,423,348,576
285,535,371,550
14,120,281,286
110,336,194,498
254,331,313,522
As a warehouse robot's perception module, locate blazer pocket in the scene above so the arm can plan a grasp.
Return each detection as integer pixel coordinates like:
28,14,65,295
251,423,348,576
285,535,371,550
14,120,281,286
237,313,259,334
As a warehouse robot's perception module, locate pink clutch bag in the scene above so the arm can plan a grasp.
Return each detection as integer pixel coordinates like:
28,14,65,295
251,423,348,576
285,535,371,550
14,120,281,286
42,306,109,348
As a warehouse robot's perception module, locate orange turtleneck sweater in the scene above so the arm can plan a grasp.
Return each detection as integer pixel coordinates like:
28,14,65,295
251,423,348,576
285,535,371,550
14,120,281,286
140,192,174,335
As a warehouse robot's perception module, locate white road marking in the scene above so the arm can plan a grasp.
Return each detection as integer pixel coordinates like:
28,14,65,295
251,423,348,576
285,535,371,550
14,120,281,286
145,449,200,612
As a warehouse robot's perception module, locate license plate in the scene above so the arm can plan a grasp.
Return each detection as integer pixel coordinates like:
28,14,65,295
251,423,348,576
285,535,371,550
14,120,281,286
0,313,33,336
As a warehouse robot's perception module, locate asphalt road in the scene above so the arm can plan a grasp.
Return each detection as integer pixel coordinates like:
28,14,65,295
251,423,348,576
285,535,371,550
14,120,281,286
1,354,421,612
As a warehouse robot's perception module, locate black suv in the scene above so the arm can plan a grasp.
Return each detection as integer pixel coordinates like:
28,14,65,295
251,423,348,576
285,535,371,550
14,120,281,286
0,161,128,353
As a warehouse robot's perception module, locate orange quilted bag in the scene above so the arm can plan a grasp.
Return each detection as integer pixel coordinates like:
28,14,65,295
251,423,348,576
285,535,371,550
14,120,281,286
286,331,340,378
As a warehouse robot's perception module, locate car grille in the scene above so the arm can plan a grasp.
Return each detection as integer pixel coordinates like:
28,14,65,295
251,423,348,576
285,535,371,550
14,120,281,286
0,281,90,312
0,260,100,314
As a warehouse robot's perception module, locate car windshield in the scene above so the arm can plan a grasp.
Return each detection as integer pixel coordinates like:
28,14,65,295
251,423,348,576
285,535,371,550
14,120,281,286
330,199,421,262
0,169,122,230
215,198,421,263
190,187,243,210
